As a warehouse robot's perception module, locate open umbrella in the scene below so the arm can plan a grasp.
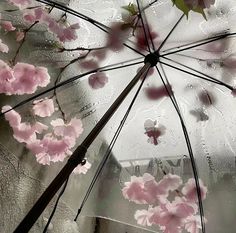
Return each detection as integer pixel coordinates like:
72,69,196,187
0,0,236,232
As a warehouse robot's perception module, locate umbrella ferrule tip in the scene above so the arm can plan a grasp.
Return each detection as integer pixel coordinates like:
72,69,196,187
144,53,159,67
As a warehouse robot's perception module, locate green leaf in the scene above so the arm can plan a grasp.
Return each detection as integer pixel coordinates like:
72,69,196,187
172,0,207,19
172,0,190,16
122,3,138,16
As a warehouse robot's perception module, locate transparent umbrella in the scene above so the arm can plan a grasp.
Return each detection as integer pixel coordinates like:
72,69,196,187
0,0,236,233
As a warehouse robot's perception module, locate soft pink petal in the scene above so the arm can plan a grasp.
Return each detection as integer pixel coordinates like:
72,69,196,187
0,39,9,53
73,161,91,174
2,105,21,127
182,178,208,203
33,98,55,117
1,21,16,31
36,153,50,165
134,209,152,226
88,72,108,89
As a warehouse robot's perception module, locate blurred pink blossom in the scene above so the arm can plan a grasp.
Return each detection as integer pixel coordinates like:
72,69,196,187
33,98,55,117
88,72,108,89
182,178,207,203
73,160,91,174
1,21,16,31
0,39,9,53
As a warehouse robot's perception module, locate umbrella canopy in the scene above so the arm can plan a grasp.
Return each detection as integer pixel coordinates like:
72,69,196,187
0,0,236,232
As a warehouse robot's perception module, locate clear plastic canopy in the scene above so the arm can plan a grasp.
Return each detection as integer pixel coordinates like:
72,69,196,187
0,0,236,232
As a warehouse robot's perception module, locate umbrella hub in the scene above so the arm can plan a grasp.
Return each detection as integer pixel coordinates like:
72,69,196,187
144,52,159,67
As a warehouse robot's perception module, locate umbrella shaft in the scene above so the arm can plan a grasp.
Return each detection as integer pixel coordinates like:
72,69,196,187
14,62,151,233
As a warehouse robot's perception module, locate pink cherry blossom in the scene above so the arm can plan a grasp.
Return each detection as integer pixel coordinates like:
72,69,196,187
144,119,166,145
223,55,236,69
1,21,16,31
0,60,15,94
149,200,196,233
182,178,207,203
134,209,152,226
24,8,80,42
107,22,131,51
80,59,99,70
7,0,31,8
198,90,216,106
1,106,21,127
51,118,83,140
156,173,183,196
12,63,50,94
0,39,9,53
88,72,108,89
16,31,25,42
40,135,72,162
184,216,202,233
122,176,148,204
145,85,172,100
135,25,159,51
36,153,50,165
33,98,55,117
73,160,92,174
12,122,37,143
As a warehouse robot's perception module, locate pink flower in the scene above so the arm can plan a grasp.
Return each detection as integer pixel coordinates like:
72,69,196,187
182,178,207,203
134,209,152,226
0,39,9,53
223,55,236,69
135,25,159,51
107,22,131,51
156,173,183,196
145,85,172,100
13,122,37,143
40,135,72,162
12,63,50,94
149,200,196,233
36,153,50,165
16,31,25,42
73,160,91,174
24,8,79,42
1,106,21,127
7,0,31,8
1,21,16,31
33,98,55,117
184,216,202,233
144,119,166,145
88,72,108,89
80,59,99,70
0,60,15,94
122,176,148,204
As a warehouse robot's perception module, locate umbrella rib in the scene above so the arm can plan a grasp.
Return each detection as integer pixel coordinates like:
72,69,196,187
0,59,144,117
74,68,150,221
141,0,158,12
159,59,234,91
136,0,152,52
155,14,185,53
160,32,236,56
42,177,69,233
161,57,233,91
155,65,206,233
139,1,156,51
160,32,236,54
35,0,146,57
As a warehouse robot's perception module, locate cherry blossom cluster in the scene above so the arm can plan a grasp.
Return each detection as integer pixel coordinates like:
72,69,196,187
1,100,90,174
6,0,80,43
122,173,207,233
0,60,50,95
